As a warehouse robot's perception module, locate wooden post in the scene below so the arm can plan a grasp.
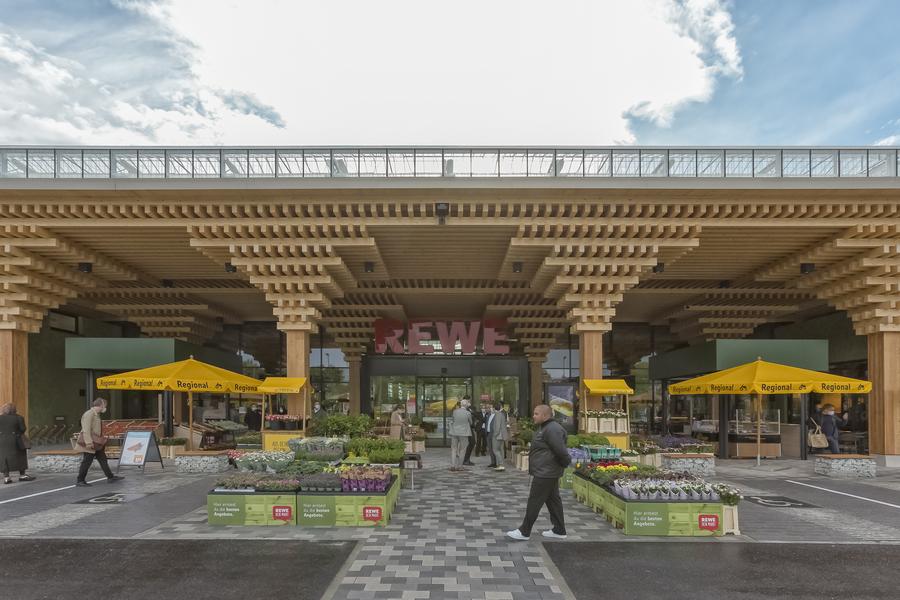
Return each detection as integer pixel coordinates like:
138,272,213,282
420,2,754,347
867,332,900,459
579,330,604,419
756,393,762,467
0,331,28,425
527,354,545,411
285,330,310,417
347,355,362,416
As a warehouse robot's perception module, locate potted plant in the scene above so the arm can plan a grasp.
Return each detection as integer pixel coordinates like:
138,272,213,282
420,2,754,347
412,433,427,453
266,415,283,430
283,415,300,431
159,437,187,458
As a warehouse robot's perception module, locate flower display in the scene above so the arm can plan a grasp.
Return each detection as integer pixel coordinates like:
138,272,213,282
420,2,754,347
266,414,300,421
234,450,295,473
339,465,393,492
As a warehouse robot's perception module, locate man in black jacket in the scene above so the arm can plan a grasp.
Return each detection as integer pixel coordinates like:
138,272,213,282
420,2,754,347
507,404,571,540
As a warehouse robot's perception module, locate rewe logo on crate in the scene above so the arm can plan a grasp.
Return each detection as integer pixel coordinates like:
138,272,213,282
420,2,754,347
363,506,383,522
272,506,293,521
698,514,719,531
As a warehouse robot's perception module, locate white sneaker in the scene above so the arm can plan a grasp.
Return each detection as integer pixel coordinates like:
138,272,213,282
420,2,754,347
494,466,506,471
506,529,530,541
542,530,568,539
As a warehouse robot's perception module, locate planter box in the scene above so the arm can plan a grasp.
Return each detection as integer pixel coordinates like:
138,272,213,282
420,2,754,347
559,467,575,489
299,476,401,527
639,453,662,468
412,441,426,453
661,453,716,477
615,418,630,434
814,454,876,478
586,417,599,433
723,504,741,535
160,445,185,459
573,474,726,537
176,451,230,473
208,491,297,526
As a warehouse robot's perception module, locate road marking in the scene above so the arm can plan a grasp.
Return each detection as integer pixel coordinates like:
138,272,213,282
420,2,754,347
786,480,900,510
0,478,109,505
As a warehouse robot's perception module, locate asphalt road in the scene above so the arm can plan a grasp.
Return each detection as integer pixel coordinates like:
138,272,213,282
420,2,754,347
544,542,900,600
0,539,355,600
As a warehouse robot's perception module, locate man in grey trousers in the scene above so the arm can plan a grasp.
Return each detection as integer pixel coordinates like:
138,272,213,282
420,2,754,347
448,398,473,472
490,402,508,471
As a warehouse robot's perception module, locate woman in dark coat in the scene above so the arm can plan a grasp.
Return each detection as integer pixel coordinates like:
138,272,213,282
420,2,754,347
0,402,34,484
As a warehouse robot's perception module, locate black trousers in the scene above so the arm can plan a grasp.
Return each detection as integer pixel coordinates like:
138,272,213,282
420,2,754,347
77,449,114,482
475,430,487,456
464,434,476,463
519,476,566,537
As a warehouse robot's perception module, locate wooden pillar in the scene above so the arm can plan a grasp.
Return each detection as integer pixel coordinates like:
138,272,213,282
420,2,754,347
867,332,900,459
285,330,310,416
347,355,362,416
0,330,28,424
528,355,545,410
579,330,604,413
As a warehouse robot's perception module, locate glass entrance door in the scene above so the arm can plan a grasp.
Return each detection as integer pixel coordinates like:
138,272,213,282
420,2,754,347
417,377,471,446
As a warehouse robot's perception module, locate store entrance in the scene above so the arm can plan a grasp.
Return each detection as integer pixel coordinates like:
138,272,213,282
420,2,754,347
417,377,472,446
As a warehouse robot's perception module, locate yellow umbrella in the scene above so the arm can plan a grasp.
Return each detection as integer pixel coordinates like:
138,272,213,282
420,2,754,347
668,358,871,465
97,357,261,449
257,377,307,433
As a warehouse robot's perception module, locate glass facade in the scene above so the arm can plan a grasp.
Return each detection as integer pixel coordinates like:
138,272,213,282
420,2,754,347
5,147,898,179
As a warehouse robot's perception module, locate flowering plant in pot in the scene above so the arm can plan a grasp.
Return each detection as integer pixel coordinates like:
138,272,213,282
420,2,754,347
266,415,284,430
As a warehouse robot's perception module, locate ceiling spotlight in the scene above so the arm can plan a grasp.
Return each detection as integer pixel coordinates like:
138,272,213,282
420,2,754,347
161,279,174,288
800,263,815,275
364,261,375,273
718,280,731,289
435,202,450,225
77,262,92,273
652,262,665,274
224,262,237,273
512,261,523,273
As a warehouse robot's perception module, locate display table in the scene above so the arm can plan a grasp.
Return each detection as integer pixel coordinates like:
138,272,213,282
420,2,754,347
208,476,402,527
572,473,730,537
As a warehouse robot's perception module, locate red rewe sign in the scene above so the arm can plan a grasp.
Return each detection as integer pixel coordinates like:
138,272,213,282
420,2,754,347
272,506,293,521
362,506,383,522
698,514,719,532
374,319,509,355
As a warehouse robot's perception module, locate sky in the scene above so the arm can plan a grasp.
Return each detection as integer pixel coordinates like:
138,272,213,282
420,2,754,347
0,0,898,146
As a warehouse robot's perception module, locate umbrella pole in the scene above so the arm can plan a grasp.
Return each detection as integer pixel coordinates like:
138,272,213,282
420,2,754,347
188,391,193,451
756,393,761,467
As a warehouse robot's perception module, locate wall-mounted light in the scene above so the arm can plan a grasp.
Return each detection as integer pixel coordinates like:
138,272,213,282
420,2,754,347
77,262,93,273
364,261,374,273
512,261,523,273
435,202,450,225
224,262,237,273
800,263,815,275
652,262,665,273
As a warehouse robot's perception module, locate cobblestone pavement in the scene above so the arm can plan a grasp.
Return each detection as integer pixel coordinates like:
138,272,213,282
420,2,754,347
5,451,900,599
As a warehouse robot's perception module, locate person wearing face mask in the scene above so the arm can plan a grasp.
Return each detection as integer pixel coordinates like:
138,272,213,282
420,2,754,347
75,398,124,486
820,403,848,454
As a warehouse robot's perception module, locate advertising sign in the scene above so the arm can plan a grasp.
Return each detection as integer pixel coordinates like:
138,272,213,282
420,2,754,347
546,383,577,434
207,493,297,526
118,430,163,471
298,495,337,526
374,319,509,355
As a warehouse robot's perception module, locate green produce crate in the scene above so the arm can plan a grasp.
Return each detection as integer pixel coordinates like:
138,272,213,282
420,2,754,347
208,492,297,526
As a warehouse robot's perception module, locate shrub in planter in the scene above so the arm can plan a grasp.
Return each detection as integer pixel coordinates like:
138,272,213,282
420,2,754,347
235,451,295,473
368,448,404,464
255,478,301,492
347,437,405,461
159,437,188,446
567,433,611,448
308,414,373,437
289,437,345,461
278,460,329,477
214,473,269,490
298,472,342,492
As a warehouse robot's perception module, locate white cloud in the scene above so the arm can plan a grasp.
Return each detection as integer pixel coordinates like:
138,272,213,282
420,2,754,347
0,0,742,145
875,134,900,146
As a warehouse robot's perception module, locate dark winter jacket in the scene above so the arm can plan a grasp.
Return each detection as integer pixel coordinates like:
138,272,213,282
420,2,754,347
528,418,571,479
820,413,846,440
0,414,27,473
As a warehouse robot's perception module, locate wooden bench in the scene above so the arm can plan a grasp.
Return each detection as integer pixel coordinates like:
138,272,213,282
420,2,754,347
814,454,876,478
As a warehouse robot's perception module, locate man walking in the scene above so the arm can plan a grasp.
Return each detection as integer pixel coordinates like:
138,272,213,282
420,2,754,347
448,398,472,472
476,404,489,456
507,404,570,540
75,398,124,486
490,401,508,471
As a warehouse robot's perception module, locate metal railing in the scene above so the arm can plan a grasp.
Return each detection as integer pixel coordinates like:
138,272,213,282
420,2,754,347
1,146,898,179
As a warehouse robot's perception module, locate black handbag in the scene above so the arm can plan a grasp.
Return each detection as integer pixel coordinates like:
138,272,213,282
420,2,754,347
16,432,31,451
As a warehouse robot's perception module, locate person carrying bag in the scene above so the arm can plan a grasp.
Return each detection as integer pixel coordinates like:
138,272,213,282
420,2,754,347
807,417,829,450
75,398,123,486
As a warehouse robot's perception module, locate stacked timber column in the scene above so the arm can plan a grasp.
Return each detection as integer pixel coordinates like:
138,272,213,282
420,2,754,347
188,225,377,416
527,352,547,410
755,225,900,458
345,353,363,416
0,331,28,421
1,226,140,421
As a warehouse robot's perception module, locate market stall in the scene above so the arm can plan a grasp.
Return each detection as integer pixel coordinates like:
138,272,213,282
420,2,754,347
258,377,308,452
580,379,634,450
97,356,261,450
669,358,872,465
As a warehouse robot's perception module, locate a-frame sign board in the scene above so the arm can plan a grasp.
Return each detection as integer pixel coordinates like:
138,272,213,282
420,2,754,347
116,430,164,473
